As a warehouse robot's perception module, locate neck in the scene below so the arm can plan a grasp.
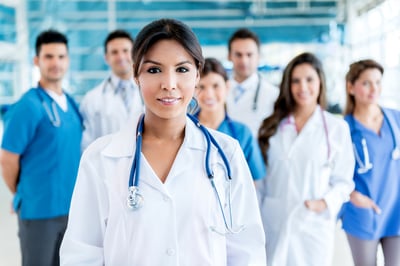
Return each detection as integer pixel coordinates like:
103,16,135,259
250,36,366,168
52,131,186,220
39,79,63,95
143,114,186,141
116,72,132,81
353,104,381,122
198,108,225,130
293,104,317,121
234,72,251,84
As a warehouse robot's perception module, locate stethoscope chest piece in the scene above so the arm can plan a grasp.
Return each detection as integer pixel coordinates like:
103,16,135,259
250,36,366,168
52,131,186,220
127,186,144,210
392,147,400,160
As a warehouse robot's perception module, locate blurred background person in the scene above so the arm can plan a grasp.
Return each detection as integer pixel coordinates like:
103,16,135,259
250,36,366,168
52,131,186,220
226,28,278,137
340,59,400,266
257,52,354,266
194,57,266,181
79,29,144,151
0,30,82,266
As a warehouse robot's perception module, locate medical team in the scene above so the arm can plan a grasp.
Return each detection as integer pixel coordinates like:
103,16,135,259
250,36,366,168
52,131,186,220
0,19,399,266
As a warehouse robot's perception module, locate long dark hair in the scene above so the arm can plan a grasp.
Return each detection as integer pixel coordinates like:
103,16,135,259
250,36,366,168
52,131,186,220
258,52,327,165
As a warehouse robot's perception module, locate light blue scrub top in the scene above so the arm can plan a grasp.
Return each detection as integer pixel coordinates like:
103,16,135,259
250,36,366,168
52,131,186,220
341,107,400,240
195,112,266,180
1,87,82,219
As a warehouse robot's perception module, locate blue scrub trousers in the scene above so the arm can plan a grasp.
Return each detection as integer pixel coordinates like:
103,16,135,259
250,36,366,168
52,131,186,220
18,214,68,266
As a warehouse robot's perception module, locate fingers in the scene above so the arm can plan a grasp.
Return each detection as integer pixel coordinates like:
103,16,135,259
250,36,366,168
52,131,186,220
371,202,382,214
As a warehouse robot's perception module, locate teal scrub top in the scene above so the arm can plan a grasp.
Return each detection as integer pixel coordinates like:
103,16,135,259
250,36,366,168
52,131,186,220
341,107,400,240
195,112,266,180
1,87,82,219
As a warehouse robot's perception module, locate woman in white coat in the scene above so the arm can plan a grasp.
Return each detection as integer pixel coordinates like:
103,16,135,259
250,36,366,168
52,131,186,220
60,18,266,266
257,52,355,266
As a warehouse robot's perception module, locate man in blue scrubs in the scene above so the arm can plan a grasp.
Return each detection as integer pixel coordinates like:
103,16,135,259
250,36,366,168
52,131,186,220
0,30,82,266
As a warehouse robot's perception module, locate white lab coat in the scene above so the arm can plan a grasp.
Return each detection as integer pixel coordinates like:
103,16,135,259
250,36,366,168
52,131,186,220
257,106,355,266
80,74,144,151
60,117,266,266
226,73,279,137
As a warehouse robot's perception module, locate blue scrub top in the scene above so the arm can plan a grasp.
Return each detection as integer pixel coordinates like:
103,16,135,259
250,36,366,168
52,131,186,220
1,88,82,219
341,107,400,240
194,112,266,180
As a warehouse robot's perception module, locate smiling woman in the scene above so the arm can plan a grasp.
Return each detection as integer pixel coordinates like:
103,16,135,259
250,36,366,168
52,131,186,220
60,18,266,266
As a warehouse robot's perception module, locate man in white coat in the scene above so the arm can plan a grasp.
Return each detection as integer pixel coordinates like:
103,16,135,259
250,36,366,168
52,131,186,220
80,30,144,151
226,28,279,137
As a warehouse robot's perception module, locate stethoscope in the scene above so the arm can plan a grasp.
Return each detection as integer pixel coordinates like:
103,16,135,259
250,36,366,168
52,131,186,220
126,113,245,235
35,84,80,127
233,73,261,112
350,110,400,174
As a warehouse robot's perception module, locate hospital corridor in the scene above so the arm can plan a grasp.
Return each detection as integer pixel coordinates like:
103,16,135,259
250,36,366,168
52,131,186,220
1,0,400,265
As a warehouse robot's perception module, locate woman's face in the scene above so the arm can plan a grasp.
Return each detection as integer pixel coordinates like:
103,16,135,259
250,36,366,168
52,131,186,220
196,72,229,113
136,39,199,121
290,63,321,109
348,68,382,107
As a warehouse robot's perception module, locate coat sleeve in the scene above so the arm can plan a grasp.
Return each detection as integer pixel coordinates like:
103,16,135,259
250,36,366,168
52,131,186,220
323,120,355,218
80,91,99,152
226,142,267,266
60,142,109,266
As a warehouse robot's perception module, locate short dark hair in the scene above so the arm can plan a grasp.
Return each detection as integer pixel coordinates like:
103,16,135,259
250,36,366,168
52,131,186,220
228,28,260,53
104,29,134,54
35,29,68,56
132,18,204,78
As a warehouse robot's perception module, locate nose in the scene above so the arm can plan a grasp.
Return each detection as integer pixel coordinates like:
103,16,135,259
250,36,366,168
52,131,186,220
161,70,177,90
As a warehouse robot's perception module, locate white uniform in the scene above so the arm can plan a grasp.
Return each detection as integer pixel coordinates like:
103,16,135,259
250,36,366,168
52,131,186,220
226,72,279,137
80,73,144,151
60,117,266,266
257,106,355,266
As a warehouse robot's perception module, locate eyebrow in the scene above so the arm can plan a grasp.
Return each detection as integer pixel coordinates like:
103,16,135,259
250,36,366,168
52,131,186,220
142,59,194,66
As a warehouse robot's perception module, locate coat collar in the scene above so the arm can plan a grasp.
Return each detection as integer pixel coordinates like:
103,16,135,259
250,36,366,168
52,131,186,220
101,116,207,158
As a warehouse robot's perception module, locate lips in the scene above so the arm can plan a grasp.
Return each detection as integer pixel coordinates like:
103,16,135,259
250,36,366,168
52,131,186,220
158,97,181,104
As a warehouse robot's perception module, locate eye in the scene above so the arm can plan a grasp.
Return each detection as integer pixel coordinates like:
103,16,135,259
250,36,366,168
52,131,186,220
147,67,161,74
291,78,300,84
177,66,189,73
306,77,314,83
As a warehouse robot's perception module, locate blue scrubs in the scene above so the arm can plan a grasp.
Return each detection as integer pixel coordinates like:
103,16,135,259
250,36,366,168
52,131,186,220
1,87,82,219
341,107,400,240
194,112,266,180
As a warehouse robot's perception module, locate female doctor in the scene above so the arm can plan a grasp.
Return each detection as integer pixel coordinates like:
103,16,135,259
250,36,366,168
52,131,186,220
257,52,355,266
194,57,266,181
341,59,400,266
60,18,266,265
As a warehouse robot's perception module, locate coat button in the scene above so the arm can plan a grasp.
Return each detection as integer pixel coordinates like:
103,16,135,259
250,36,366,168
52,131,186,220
166,248,175,256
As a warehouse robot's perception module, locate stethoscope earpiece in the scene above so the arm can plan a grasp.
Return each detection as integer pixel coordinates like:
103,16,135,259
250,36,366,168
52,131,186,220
127,186,144,210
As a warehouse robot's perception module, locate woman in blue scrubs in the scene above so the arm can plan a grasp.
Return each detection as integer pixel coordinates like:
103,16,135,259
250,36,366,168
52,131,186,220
195,57,266,180
341,59,400,266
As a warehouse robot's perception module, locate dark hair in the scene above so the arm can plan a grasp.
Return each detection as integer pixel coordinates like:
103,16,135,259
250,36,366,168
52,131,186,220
133,18,204,78
344,59,384,115
228,28,260,53
104,29,134,54
258,52,327,165
201,58,228,81
35,29,68,56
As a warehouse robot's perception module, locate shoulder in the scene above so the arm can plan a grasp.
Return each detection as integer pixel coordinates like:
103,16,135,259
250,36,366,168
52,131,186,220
80,82,106,110
81,133,114,161
230,120,253,138
208,127,241,157
323,111,351,133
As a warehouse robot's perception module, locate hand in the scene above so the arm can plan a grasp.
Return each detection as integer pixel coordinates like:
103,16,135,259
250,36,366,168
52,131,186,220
350,191,381,214
304,199,327,213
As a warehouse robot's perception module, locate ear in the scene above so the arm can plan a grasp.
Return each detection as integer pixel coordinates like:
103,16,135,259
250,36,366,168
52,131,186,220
33,56,39,67
226,80,231,92
346,82,354,95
